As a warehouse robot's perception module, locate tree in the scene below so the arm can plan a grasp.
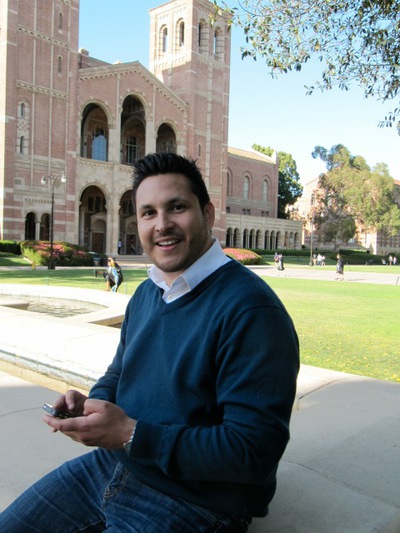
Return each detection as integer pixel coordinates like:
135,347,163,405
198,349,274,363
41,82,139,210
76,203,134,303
312,144,400,246
253,144,303,218
213,0,400,131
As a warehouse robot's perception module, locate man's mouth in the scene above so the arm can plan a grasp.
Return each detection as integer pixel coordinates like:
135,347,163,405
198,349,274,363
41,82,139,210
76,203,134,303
156,239,180,247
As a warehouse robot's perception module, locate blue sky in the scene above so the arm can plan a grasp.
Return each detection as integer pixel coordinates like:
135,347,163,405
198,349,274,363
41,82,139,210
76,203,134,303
79,0,400,184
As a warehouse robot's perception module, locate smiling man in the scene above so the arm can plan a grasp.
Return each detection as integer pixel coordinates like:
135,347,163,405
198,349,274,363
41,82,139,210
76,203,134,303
0,153,299,533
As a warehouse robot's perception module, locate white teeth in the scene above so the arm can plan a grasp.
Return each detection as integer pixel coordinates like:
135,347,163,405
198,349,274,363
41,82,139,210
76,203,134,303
158,240,178,246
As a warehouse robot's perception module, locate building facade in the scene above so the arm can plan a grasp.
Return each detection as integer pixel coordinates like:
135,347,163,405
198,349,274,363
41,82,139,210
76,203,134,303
0,0,301,255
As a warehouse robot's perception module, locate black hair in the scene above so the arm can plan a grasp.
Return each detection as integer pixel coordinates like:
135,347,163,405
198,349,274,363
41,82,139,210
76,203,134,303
131,152,210,210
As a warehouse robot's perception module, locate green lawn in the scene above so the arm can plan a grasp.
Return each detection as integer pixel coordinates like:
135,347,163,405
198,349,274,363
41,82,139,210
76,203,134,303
0,264,399,383
263,277,400,383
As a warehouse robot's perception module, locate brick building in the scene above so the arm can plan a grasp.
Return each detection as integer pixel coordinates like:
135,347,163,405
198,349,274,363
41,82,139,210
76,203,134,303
0,0,301,256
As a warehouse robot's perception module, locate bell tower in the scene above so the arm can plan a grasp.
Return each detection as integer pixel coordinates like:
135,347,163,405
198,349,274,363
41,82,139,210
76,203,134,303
149,0,231,243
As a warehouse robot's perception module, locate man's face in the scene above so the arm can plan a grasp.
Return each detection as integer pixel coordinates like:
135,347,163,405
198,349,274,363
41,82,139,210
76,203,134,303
136,173,215,285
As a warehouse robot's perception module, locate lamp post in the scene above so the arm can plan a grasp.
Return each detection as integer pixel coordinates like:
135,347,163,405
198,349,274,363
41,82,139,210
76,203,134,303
309,192,315,267
41,171,66,270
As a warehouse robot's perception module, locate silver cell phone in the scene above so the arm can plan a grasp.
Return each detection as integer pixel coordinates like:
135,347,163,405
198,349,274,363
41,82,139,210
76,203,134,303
42,403,74,419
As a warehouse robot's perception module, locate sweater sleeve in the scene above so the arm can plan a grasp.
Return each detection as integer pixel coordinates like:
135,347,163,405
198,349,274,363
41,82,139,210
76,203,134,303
129,303,299,485
88,301,131,403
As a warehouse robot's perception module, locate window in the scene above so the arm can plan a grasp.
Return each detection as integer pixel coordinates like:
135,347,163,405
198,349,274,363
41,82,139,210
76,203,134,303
243,176,249,199
19,136,24,154
162,27,168,53
126,135,139,165
198,20,208,53
58,56,62,74
213,27,224,60
178,20,184,47
92,128,107,161
20,102,25,117
58,12,63,30
263,180,268,203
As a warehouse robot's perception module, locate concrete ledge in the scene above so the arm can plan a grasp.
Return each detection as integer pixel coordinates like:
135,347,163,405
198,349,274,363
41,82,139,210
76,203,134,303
0,284,131,390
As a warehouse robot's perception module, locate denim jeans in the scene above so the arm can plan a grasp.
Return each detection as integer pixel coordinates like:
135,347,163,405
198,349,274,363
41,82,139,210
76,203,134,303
0,448,251,532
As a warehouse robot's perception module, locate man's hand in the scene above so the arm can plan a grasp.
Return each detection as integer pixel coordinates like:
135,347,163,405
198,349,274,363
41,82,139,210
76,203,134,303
52,389,88,417
43,397,136,449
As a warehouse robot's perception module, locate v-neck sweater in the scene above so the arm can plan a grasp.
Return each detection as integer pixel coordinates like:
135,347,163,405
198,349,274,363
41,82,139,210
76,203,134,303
89,259,299,518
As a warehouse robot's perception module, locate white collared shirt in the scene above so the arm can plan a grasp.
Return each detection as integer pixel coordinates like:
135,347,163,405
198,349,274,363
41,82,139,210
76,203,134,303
148,239,231,303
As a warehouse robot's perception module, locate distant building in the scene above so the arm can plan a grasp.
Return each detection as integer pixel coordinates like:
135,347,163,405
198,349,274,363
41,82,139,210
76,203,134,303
0,0,301,255
298,178,400,255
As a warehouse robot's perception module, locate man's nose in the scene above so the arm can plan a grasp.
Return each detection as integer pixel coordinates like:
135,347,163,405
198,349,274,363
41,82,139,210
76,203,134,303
155,212,174,233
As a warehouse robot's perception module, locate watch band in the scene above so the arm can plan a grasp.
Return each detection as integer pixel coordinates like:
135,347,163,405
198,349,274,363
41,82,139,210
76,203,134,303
123,425,136,455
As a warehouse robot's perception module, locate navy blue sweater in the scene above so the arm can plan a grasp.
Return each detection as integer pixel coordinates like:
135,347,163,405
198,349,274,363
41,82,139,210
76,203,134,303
89,260,299,517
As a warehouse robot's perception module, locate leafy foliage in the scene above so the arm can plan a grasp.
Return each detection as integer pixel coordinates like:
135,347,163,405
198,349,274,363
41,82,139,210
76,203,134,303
311,144,400,246
253,144,303,218
213,0,400,131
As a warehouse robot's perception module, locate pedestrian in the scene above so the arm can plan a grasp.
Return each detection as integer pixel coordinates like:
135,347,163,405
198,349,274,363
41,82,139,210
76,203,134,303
335,254,344,281
103,257,123,292
0,153,299,532
277,253,285,271
118,238,122,254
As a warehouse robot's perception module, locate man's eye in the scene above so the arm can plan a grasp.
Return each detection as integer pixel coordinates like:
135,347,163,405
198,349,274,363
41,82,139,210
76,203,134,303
142,210,155,218
171,204,185,212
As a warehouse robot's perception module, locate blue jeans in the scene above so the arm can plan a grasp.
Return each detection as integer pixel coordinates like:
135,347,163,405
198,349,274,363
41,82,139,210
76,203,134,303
0,449,251,532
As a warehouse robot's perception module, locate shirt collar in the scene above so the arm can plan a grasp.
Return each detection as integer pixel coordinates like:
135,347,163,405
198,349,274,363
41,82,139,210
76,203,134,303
148,239,230,299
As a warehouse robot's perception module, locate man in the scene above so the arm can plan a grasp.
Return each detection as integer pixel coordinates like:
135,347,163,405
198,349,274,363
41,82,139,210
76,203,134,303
0,153,299,532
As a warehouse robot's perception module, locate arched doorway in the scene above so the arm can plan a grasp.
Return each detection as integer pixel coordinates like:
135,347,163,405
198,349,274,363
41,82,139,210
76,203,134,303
25,212,36,240
79,186,107,253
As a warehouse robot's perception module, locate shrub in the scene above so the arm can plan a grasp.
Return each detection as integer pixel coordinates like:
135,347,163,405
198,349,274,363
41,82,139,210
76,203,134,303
20,240,97,266
0,240,21,255
223,248,264,265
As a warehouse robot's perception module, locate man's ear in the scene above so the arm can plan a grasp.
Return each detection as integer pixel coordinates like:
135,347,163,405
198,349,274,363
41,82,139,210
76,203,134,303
203,202,215,229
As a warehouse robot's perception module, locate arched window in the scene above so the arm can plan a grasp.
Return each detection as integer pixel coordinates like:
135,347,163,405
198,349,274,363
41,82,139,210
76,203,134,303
19,136,24,154
20,102,25,117
178,20,185,47
198,20,208,53
162,27,168,53
58,56,62,74
213,27,224,60
243,176,249,199
58,12,63,30
263,180,268,203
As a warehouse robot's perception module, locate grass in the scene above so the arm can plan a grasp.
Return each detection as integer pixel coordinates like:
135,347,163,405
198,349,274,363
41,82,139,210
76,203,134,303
263,277,400,383
0,259,399,383
0,266,148,293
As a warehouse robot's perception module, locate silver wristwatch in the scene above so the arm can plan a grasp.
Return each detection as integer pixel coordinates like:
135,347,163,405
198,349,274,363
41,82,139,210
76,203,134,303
123,426,136,455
